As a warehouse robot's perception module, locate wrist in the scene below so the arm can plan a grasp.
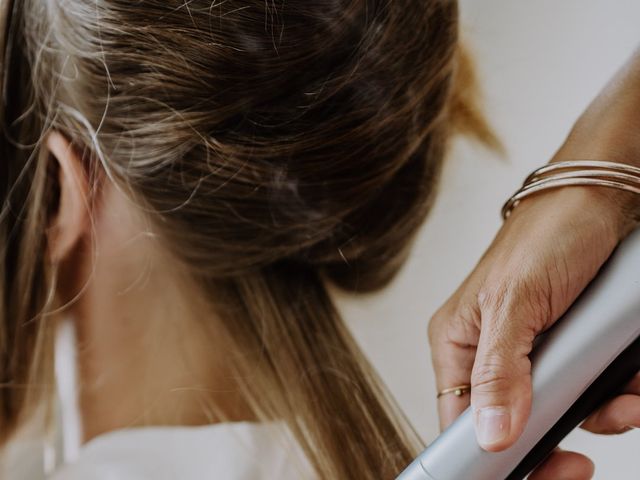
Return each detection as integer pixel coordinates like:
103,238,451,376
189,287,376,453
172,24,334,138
590,187,640,238
549,149,640,239
509,185,632,246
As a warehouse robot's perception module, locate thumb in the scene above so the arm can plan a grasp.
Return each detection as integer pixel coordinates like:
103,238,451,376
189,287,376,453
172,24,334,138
471,299,538,452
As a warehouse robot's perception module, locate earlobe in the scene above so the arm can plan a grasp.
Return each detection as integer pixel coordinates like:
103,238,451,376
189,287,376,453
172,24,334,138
45,131,91,264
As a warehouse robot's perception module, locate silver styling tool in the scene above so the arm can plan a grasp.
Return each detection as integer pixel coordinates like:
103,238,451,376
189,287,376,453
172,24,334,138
398,228,640,480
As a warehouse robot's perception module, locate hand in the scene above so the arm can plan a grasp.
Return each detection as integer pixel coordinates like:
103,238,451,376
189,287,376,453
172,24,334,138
428,47,640,479
429,186,639,478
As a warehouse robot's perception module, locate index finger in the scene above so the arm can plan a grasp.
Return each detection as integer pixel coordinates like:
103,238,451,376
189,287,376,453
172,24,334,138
430,317,478,430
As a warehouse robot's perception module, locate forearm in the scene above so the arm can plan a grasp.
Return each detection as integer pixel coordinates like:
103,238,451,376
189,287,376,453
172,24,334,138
548,47,640,236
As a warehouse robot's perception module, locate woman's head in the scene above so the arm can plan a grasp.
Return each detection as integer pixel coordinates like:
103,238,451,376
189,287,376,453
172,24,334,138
0,0,488,477
22,0,458,280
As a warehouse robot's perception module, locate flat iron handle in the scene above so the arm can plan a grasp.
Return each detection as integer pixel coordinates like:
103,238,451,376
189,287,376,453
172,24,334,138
506,333,640,479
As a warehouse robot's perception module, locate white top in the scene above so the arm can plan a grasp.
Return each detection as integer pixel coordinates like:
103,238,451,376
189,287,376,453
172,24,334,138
43,324,315,480
48,421,315,480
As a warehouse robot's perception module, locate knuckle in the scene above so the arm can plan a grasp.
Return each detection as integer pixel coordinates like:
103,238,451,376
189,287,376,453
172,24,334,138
427,301,481,347
454,300,482,333
427,308,447,345
471,358,514,394
477,282,513,322
607,407,632,432
477,276,550,333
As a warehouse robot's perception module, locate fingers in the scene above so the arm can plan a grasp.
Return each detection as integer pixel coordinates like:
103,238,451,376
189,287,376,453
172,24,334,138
581,393,640,434
470,288,538,452
623,371,640,394
581,372,640,434
428,308,478,430
434,346,475,430
528,448,594,480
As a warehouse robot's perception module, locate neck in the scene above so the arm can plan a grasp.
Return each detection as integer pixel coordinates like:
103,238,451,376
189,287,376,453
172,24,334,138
63,240,253,443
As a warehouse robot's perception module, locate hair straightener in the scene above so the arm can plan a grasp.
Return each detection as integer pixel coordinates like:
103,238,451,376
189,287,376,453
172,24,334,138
397,228,640,480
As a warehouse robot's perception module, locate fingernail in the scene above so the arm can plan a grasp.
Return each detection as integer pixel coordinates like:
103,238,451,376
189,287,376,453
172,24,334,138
476,407,510,447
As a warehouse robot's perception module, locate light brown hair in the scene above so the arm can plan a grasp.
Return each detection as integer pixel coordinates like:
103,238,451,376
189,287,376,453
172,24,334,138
0,0,492,477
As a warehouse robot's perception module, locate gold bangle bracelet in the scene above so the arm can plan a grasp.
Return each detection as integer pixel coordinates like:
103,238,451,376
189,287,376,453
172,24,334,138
502,160,640,219
502,177,640,219
524,160,640,184
528,169,640,185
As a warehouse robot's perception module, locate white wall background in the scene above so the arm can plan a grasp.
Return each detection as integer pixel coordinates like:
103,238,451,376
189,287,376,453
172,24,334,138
337,1,640,478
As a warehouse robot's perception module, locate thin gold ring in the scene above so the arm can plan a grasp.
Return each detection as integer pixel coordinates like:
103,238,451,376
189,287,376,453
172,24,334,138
437,384,471,399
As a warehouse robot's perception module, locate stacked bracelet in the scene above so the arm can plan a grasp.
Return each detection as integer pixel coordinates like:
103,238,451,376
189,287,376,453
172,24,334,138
501,160,640,219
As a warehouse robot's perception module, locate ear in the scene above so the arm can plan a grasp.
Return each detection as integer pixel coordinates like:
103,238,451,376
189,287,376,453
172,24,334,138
45,131,90,263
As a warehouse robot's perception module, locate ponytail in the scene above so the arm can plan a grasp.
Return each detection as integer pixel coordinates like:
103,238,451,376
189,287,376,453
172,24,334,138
218,262,422,478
